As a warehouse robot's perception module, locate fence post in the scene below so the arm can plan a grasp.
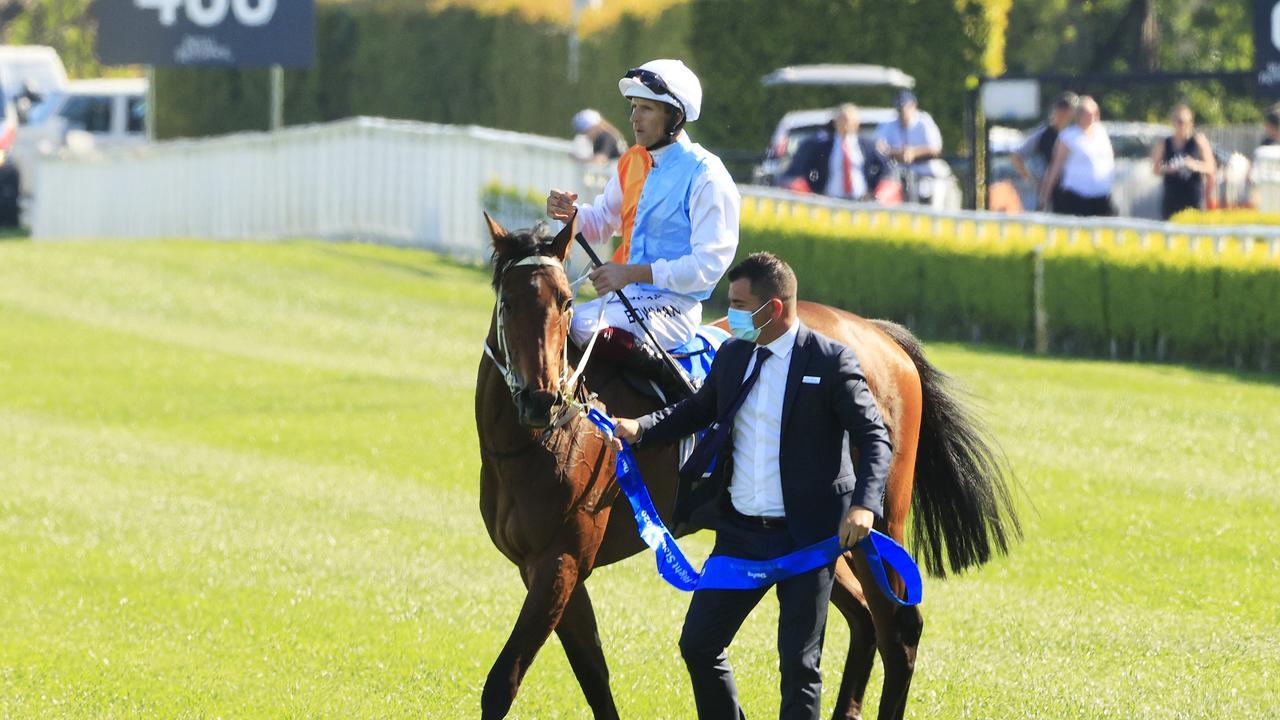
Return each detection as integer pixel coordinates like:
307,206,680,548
1032,244,1049,355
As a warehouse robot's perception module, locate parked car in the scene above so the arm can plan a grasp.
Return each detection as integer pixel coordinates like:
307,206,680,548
1101,121,1252,218
987,121,1249,218
752,64,962,210
0,45,69,124
0,45,72,225
10,77,148,198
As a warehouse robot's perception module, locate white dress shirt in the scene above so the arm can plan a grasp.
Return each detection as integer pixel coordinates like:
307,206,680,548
572,132,740,299
824,135,867,199
729,321,801,517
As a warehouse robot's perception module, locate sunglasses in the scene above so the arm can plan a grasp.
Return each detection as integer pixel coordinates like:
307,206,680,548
624,67,685,116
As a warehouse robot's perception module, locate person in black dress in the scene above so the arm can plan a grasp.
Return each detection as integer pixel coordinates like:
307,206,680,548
1151,103,1216,220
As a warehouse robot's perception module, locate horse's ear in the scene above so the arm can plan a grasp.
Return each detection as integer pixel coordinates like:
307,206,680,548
484,212,513,253
550,213,576,262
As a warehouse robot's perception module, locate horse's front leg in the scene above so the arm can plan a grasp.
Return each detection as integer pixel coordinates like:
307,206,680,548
481,547,585,719
554,580,620,719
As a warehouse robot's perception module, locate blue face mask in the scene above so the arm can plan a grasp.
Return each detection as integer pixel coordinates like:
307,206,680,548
727,300,774,342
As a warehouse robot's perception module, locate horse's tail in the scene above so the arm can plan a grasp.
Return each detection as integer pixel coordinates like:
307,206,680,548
872,320,1022,578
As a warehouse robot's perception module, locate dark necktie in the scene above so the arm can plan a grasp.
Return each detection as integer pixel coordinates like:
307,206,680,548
842,139,854,197
680,347,772,482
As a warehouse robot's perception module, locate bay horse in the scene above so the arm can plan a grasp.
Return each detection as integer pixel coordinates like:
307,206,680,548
475,214,1019,720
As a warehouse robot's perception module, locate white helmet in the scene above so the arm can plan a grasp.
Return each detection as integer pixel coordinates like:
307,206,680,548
618,59,702,123
572,108,601,133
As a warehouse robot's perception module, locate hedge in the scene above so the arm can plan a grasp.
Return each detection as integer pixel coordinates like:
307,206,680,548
1170,208,1280,226
156,1,1008,156
688,0,1011,154
155,4,691,142
735,212,1034,347
735,207,1280,371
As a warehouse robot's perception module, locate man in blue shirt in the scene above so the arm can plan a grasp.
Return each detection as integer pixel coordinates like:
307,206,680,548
875,90,943,203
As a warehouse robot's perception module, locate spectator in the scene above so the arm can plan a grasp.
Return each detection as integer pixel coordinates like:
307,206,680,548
875,90,943,203
1011,91,1079,211
1151,103,1215,220
1260,105,1280,147
780,103,886,200
572,108,627,164
1040,96,1115,216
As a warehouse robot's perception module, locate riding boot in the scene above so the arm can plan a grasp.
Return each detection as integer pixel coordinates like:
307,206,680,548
591,327,692,402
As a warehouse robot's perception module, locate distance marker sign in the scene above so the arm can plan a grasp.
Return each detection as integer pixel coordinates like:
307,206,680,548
94,0,314,67
1257,0,1280,97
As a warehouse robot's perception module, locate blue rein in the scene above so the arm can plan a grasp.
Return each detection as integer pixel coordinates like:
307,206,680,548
586,408,922,605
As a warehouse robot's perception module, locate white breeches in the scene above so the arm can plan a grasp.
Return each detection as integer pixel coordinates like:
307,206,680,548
570,289,702,351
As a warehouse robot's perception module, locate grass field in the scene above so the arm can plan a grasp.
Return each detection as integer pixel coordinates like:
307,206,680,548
1,239,1278,719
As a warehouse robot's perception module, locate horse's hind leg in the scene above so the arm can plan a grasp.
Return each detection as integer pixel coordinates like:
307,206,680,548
828,557,878,720
848,553,924,720
554,582,620,719
481,551,583,720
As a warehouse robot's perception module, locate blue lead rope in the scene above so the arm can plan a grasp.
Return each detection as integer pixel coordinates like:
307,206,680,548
587,409,922,605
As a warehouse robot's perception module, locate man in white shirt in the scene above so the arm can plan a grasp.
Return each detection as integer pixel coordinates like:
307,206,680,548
547,59,739,399
875,90,944,202
613,252,893,720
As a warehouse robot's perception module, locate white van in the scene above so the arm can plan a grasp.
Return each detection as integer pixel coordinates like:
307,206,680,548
0,46,69,122
11,77,149,197
0,46,69,224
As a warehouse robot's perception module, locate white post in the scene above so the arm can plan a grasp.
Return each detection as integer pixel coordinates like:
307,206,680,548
1032,244,1048,355
270,65,284,132
145,66,156,141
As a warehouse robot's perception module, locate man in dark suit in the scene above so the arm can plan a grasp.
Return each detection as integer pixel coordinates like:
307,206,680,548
780,103,887,201
613,252,893,720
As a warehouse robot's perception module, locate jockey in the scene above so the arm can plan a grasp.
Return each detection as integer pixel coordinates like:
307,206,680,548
547,59,740,398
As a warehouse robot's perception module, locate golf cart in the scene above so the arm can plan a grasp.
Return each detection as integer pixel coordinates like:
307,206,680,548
752,64,961,209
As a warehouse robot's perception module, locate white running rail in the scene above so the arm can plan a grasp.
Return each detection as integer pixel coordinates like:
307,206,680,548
31,116,592,259
31,116,1280,260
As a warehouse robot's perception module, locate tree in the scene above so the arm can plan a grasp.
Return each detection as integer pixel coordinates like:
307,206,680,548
1004,0,1256,124
2,0,101,78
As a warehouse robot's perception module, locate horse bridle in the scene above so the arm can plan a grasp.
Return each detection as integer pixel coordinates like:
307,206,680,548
483,254,592,434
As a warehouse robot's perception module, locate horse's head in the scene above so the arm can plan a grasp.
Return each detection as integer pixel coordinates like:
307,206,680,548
485,212,577,429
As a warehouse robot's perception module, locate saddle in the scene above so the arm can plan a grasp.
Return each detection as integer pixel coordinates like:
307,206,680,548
616,325,729,404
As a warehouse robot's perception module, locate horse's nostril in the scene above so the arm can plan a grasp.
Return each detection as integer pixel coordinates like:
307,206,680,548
528,391,556,415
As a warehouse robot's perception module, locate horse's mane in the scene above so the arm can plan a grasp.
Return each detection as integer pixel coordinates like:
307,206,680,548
490,222,557,289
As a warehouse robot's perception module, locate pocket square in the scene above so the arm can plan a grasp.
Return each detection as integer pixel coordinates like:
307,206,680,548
802,375,821,384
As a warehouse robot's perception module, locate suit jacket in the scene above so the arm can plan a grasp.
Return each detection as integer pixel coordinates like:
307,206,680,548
781,127,887,198
636,324,893,547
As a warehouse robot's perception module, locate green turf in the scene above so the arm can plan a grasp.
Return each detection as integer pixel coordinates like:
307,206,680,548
1,239,1276,719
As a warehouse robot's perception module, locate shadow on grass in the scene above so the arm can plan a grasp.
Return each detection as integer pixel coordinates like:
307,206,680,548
306,240,487,283
0,227,29,241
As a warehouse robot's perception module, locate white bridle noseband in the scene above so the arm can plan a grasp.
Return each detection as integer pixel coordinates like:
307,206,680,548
483,254,602,432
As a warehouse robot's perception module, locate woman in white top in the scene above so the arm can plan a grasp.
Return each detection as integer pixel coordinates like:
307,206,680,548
1040,96,1116,216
